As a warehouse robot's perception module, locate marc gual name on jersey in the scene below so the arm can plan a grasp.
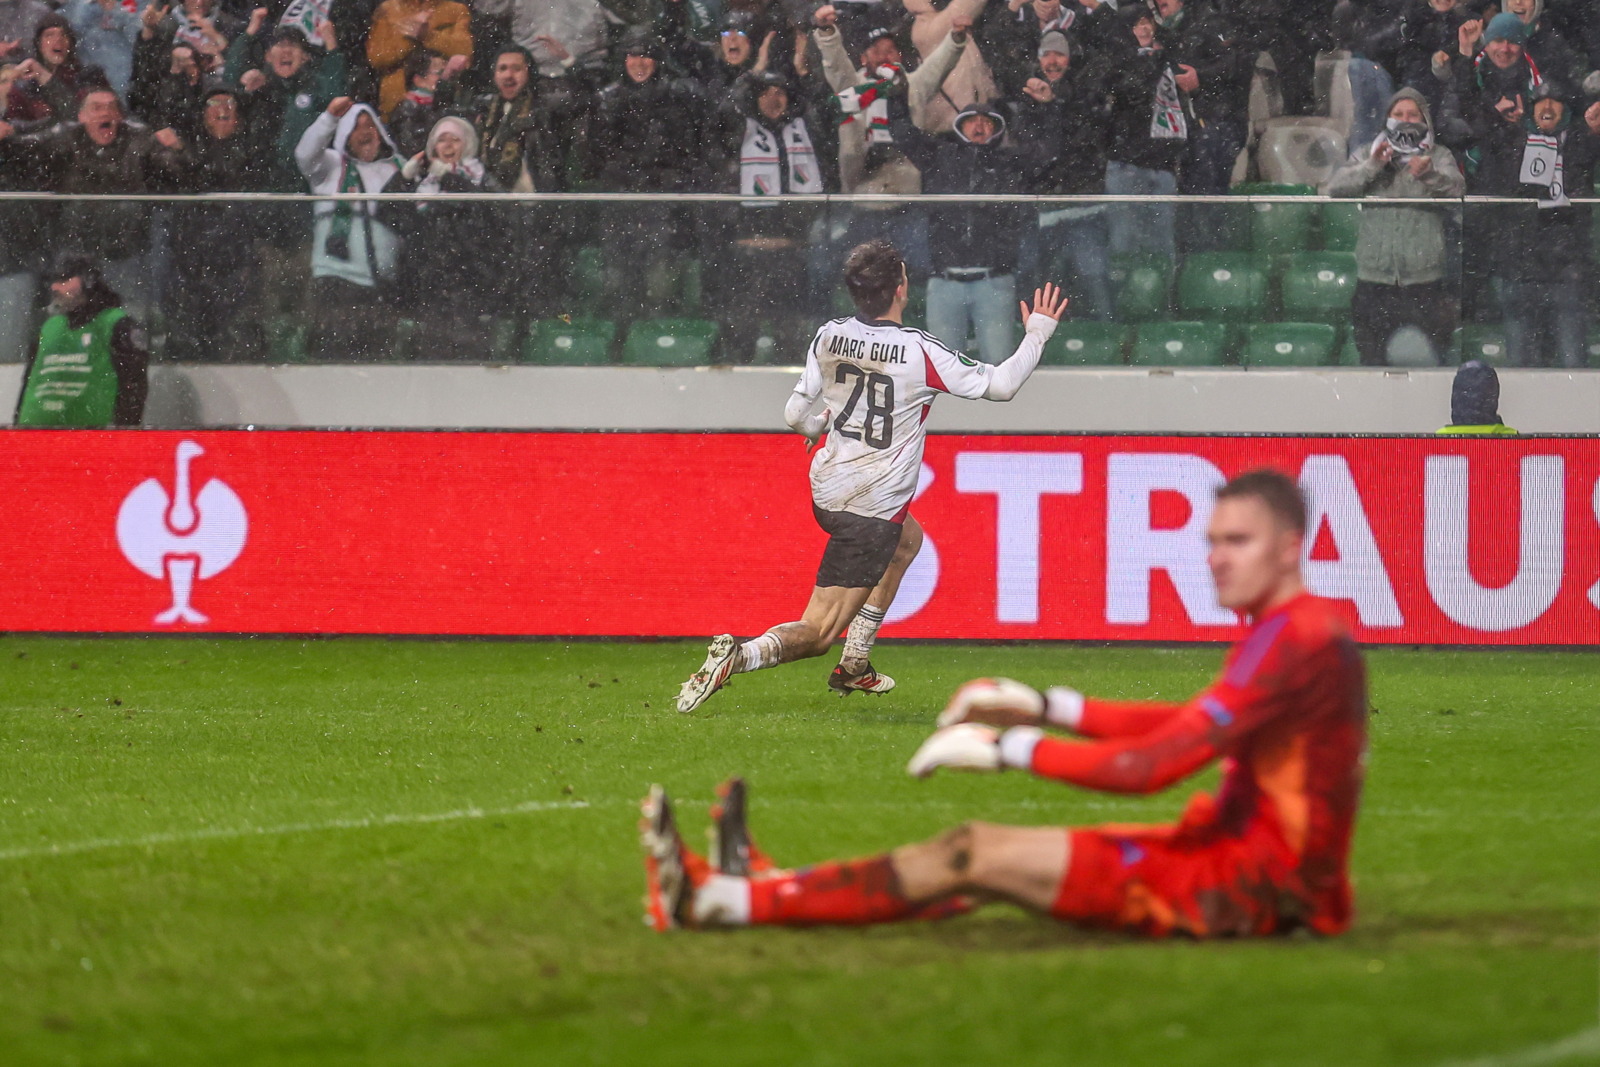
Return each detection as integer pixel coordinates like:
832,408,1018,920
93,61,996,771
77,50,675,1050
826,334,908,364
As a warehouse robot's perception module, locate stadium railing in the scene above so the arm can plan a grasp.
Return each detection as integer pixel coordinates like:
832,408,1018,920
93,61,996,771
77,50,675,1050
0,191,1595,371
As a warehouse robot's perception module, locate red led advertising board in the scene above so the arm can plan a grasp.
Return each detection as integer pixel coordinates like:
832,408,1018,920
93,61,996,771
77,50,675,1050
1,430,1596,644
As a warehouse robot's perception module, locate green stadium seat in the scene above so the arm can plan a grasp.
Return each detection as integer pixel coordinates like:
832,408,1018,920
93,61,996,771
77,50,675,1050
1111,255,1171,322
263,314,308,363
622,318,720,365
1043,321,1128,365
391,319,420,362
1130,321,1231,366
1279,252,1358,326
1321,202,1362,251
1177,253,1270,322
1242,322,1338,366
572,245,606,301
524,318,616,365
1234,183,1318,257
1455,325,1509,365
1337,334,1361,365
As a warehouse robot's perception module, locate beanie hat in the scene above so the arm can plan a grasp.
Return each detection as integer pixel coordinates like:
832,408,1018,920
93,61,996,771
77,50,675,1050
1483,13,1527,46
1038,30,1069,58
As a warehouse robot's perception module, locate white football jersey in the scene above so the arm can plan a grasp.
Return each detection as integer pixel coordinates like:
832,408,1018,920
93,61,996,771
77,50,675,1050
791,314,1052,521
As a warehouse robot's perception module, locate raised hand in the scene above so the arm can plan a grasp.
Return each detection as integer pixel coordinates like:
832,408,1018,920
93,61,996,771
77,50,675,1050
316,19,337,50
240,68,267,92
532,34,570,63
1019,281,1068,324
442,52,469,78
1586,100,1600,134
1458,18,1482,56
1022,77,1053,103
754,30,776,72
247,7,268,37
327,95,354,118
154,127,183,149
813,4,838,28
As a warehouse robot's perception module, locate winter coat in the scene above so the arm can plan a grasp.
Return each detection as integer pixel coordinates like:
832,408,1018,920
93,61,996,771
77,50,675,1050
467,87,565,192
1155,3,1252,126
1102,40,1187,173
1325,88,1466,287
295,104,408,288
0,118,185,260
888,98,1053,273
710,71,828,243
1470,106,1600,279
976,1,1119,98
224,31,348,191
814,22,965,195
366,0,472,120
397,116,503,317
997,62,1110,195
589,69,709,192
1449,49,1546,151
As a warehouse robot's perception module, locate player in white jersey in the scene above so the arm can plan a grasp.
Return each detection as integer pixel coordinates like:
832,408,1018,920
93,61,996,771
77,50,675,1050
676,240,1065,713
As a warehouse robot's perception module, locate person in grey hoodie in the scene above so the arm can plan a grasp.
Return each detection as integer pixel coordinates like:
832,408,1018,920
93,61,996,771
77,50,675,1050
1326,86,1466,366
295,96,407,361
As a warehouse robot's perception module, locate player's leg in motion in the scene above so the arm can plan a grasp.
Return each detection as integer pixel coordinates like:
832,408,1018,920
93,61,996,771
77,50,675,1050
830,517,923,696
643,782,1069,928
675,586,875,712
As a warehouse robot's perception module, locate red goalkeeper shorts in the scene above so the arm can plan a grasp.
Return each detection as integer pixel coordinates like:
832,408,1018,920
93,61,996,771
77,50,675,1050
1051,819,1304,938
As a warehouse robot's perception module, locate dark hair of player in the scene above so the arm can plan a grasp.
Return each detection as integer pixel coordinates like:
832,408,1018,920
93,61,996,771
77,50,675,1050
843,240,904,319
1215,468,1308,535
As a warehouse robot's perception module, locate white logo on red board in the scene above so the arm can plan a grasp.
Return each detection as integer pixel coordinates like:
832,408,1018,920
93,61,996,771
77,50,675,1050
116,440,247,625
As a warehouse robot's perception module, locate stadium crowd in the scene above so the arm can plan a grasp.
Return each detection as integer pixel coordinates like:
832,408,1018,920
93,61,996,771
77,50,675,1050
1,0,1599,369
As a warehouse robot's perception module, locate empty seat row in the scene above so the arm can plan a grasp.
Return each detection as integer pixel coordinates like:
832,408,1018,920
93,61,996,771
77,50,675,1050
1114,251,1358,325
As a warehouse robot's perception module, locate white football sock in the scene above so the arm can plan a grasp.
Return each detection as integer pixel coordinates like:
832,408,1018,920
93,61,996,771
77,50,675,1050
736,632,783,674
692,874,752,926
839,604,887,674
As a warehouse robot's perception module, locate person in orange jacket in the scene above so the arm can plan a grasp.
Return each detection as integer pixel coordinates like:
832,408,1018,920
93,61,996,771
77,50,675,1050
366,0,470,120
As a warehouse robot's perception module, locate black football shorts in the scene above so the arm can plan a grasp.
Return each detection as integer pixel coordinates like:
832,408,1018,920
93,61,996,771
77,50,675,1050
813,505,902,589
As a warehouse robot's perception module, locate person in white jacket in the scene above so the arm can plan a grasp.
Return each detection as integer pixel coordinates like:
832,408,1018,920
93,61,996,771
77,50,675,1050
295,96,407,361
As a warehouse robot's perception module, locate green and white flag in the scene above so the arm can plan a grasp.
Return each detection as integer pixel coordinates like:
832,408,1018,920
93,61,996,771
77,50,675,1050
279,0,331,43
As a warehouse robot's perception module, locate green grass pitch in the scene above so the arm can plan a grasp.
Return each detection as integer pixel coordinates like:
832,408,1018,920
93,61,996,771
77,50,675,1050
1,636,1596,1066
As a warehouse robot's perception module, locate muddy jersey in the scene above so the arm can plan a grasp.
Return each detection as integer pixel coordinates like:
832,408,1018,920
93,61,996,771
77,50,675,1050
792,313,1056,521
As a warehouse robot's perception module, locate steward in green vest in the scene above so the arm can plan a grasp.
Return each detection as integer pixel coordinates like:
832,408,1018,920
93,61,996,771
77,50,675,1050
1438,360,1517,436
14,258,149,428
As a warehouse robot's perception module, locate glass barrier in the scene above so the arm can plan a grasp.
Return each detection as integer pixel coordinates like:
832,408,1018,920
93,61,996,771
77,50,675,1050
0,192,1593,370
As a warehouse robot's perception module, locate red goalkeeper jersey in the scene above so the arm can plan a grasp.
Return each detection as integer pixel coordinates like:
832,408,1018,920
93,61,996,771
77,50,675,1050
1030,591,1368,934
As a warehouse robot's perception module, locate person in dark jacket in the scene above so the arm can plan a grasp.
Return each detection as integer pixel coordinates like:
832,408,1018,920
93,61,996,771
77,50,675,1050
14,254,147,427
1153,0,1251,195
166,81,267,361
6,14,83,127
889,91,1055,363
590,28,711,322
464,43,569,323
397,114,504,360
706,68,826,363
1472,82,1600,367
0,85,185,320
1503,0,1590,89
1446,12,1548,152
223,16,346,193
1384,0,1471,116
1001,29,1113,319
388,48,452,159
1102,4,1185,261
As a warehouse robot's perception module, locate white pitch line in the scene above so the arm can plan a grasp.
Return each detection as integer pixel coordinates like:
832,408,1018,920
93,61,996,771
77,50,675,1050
1435,1026,1600,1067
0,799,591,862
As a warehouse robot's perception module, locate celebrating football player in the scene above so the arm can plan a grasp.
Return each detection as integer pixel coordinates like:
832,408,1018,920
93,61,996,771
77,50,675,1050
675,241,1066,712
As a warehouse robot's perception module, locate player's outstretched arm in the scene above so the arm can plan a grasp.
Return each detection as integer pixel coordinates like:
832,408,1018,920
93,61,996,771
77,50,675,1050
979,282,1067,401
939,677,1190,738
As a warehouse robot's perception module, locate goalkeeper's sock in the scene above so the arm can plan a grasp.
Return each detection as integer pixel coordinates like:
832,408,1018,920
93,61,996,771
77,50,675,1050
735,632,783,674
747,856,921,926
838,604,887,676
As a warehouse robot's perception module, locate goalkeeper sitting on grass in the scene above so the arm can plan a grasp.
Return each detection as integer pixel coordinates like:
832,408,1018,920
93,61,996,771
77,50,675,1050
641,468,1370,939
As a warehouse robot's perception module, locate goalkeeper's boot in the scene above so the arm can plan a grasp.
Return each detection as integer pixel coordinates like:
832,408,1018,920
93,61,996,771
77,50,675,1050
639,785,710,931
676,634,738,713
708,777,777,878
827,661,896,697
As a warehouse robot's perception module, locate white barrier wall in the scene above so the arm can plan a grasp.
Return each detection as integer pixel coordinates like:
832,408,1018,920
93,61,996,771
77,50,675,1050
1,362,1596,433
